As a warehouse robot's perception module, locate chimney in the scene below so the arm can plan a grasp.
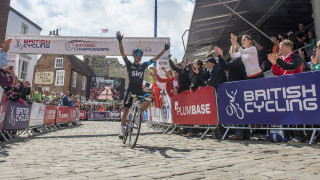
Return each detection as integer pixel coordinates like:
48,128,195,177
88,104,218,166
53,30,55,35
49,31,52,35
56,29,59,35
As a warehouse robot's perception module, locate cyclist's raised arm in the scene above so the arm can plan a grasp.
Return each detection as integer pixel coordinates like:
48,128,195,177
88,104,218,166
150,42,171,63
116,31,126,58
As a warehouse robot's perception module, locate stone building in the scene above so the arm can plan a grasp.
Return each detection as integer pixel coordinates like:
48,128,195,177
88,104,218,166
84,56,151,89
33,55,95,102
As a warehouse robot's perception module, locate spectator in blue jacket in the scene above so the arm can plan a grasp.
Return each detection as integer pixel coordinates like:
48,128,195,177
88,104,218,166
0,39,12,68
62,91,70,106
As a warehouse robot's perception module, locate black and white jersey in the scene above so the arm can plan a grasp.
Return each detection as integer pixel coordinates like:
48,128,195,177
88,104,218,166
123,56,152,91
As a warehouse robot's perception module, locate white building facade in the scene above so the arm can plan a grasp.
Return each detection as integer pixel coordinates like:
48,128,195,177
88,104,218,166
6,7,42,85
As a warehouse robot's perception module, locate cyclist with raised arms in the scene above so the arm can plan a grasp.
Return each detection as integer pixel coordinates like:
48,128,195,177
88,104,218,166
116,31,170,139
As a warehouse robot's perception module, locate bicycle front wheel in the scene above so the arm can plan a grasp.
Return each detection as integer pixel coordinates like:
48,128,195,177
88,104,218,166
128,108,142,149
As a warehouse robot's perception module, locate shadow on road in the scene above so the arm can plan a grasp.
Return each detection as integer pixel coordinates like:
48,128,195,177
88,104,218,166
134,145,191,158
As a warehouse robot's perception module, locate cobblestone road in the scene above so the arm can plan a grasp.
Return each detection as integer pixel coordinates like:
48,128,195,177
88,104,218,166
1,121,320,179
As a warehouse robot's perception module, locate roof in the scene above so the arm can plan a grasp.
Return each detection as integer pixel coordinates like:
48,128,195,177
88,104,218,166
9,7,42,31
184,0,313,61
66,55,96,77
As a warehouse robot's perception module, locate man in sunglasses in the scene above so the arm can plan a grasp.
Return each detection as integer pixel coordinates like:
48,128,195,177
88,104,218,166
116,31,170,139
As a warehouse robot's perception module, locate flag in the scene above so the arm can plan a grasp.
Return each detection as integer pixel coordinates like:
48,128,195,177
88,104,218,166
101,29,108,33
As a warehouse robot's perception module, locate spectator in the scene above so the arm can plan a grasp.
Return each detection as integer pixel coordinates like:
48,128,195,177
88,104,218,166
215,46,247,82
152,67,178,97
268,39,304,76
230,33,264,79
62,91,70,106
305,30,316,59
255,41,270,71
215,46,249,140
311,41,320,71
270,35,280,55
199,56,227,88
0,65,15,87
190,59,205,92
298,49,311,72
42,90,51,103
296,23,308,48
49,92,55,100
268,39,305,143
33,86,43,103
168,54,191,94
0,39,12,68
18,80,31,101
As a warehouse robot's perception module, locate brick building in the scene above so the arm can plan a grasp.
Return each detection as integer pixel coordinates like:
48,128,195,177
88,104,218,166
33,55,95,102
0,0,10,43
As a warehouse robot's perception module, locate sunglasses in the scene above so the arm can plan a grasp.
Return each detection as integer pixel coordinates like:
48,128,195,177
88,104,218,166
135,53,143,57
317,46,320,49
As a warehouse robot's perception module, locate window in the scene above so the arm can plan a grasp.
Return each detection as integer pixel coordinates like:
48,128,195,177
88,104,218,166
20,61,28,80
73,72,77,87
82,77,86,90
55,70,65,86
21,23,28,34
55,58,63,68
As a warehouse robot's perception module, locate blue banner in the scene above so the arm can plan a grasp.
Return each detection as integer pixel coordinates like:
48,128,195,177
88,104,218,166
3,101,31,130
217,71,320,125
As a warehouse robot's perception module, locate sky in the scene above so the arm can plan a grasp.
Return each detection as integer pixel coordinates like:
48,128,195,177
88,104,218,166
10,0,195,64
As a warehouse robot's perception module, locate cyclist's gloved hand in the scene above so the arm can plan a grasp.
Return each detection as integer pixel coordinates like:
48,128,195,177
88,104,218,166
116,31,124,42
164,42,171,51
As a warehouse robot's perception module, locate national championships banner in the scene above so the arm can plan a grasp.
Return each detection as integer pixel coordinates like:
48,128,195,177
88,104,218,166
7,35,170,56
217,71,320,125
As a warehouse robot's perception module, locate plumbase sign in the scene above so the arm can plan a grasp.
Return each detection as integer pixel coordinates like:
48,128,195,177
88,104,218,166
217,71,320,125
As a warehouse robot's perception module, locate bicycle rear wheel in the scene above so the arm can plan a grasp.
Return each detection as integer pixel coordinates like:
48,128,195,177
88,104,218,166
128,107,142,149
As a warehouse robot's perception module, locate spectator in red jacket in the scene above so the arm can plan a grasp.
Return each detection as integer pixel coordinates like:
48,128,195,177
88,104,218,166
152,67,178,97
268,39,303,76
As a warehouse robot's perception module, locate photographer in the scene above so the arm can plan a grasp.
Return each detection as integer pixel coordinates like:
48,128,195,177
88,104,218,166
0,65,15,87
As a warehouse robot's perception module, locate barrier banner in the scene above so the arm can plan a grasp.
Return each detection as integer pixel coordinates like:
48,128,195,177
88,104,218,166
87,111,107,120
171,86,218,125
107,110,121,119
217,71,320,125
56,106,69,123
150,106,161,122
69,107,77,122
160,92,172,123
80,111,86,119
43,106,57,125
3,101,31,131
29,103,46,127
0,94,9,131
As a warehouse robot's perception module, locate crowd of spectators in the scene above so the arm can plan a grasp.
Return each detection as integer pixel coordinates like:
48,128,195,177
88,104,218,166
148,22,320,142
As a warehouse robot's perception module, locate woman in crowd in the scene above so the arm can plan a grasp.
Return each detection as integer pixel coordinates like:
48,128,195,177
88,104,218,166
190,59,205,93
152,67,179,98
230,33,264,79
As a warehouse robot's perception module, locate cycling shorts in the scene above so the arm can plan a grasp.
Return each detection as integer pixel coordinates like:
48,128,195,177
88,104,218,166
124,88,148,108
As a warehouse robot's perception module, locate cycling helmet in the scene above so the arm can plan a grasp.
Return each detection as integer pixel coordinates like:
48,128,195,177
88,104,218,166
132,48,143,56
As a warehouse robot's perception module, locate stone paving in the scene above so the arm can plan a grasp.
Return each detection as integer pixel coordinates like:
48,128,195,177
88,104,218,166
0,121,320,179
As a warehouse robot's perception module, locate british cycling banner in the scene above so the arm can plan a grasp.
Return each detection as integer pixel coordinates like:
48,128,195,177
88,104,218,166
3,101,31,131
171,86,217,125
43,106,57,125
217,71,320,125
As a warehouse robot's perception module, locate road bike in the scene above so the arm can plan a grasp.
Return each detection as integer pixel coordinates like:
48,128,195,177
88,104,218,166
122,93,152,148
